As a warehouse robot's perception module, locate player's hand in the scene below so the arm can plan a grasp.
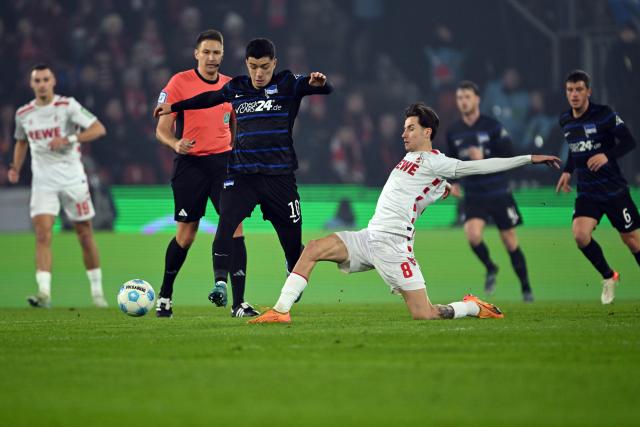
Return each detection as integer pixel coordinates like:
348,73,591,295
586,153,608,172
173,138,194,154
467,146,484,160
555,172,572,193
449,183,462,198
531,154,561,169
49,137,70,151
7,166,19,184
154,103,172,118
441,183,452,200
309,72,327,87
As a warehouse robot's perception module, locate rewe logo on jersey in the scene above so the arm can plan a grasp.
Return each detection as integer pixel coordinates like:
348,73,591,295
235,99,283,114
28,127,62,141
395,159,420,176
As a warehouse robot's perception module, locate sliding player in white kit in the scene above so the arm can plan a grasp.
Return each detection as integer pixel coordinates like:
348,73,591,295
8,64,108,308
250,103,560,323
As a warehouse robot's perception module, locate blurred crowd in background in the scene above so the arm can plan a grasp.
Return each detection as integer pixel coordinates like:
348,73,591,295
1,0,639,188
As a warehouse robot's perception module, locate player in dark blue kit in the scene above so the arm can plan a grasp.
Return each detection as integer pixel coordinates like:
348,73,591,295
555,70,640,304
446,81,533,302
155,38,332,309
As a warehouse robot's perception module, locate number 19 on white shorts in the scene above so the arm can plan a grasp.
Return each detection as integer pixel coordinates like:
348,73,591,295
30,183,95,221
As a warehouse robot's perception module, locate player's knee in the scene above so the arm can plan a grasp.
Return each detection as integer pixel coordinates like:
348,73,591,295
176,233,196,249
76,228,94,248
468,235,482,246
35,228,52,246
621,232,640,252
466,229,482,245
572,225,591,247
573,230,591,247
303,239,322,260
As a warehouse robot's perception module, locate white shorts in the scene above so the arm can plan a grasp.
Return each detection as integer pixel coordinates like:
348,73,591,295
30,183,95,222
335,228,425,294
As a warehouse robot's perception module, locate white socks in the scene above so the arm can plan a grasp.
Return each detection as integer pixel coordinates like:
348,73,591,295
87,268,104,297
448,301,481,318
35,270,51,297
34,269,106,306
273,273,308,313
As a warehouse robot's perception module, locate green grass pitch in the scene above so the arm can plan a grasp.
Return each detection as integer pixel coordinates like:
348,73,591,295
0,228,639,426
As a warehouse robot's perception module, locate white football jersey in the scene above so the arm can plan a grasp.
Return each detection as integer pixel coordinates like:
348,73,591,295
368,150,533,238
368,150,455,237
14,95,97,190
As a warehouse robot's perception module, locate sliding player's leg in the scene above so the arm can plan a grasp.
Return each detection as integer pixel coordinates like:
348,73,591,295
248,233,350,324
400,289,503,320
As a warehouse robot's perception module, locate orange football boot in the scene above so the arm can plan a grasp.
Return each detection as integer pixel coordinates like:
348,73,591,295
247,309,291,324
463,294,504,319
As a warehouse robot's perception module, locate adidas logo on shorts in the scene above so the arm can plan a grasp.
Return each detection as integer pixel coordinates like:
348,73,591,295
178,209,188,217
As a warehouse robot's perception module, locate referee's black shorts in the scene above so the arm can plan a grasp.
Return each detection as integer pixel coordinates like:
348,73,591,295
462,194,523,230
219,173,302,228
171,152,230,222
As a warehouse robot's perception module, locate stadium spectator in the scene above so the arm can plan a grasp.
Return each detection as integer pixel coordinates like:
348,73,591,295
294,96,336,183
482,68,530,145
365,113,404,186
424,25,465,95
605,22,640,182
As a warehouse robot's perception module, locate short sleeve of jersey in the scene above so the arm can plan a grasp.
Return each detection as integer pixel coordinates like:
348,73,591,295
14,111,26,140
68,97,97,129
424,152,459,179
160,75,182,104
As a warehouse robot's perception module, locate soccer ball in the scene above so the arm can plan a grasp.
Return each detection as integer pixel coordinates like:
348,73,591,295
117,279,156,317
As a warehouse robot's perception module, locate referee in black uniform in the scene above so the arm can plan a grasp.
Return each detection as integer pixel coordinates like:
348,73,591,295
155,38,333,307
556,70,640,304
446,81,533,302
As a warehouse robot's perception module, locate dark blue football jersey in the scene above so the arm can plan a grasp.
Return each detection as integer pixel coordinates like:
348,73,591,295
446,115,514,199
171,69,333,175
559,102,636,201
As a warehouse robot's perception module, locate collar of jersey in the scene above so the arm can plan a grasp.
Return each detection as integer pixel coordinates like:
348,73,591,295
194,68,220,85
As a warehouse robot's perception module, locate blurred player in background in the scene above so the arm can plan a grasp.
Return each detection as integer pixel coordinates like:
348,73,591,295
446,81,533,302
155,38,333,314
250,103,560,324
8,64,107,308
556,70,639,304
155,29,255,318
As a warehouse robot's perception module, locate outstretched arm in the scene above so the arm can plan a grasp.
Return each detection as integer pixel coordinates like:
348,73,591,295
154,89,228,117
295,72,334,96
451,155,560,179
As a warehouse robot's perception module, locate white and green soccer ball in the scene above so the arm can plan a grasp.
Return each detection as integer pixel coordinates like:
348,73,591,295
117,279,156,317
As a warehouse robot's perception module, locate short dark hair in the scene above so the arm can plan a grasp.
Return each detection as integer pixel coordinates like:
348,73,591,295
565,69,591,89
196,29,223,48
457,80,480,95
245,38,276,60
31,63,52,73
405,103,440,140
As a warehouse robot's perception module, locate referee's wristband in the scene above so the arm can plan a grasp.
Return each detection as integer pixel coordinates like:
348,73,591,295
67,134,79,144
